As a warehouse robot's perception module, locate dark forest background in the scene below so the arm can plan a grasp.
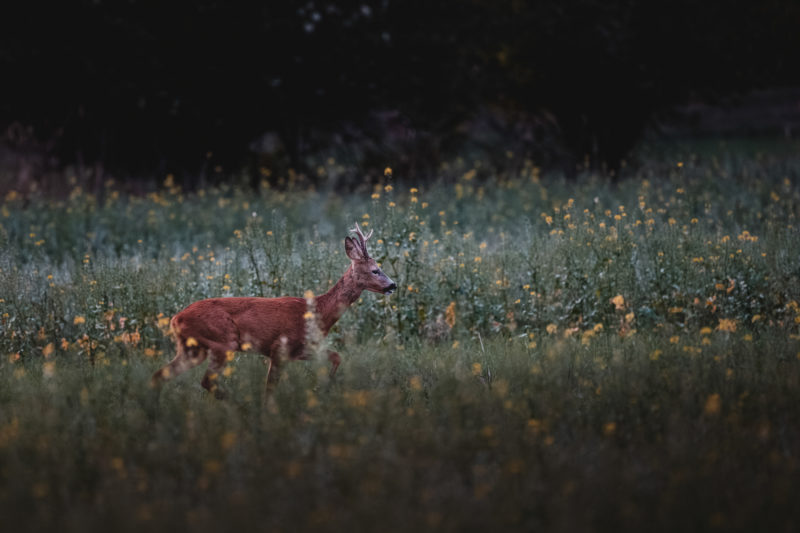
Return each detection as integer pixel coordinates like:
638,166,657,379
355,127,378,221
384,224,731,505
2,0,799,188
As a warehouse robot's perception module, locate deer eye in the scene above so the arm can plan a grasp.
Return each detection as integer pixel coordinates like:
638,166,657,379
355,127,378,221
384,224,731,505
371,269,380,275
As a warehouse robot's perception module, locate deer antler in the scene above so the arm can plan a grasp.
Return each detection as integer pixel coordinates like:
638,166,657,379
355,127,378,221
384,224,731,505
351,222,373,242
351,222,373,257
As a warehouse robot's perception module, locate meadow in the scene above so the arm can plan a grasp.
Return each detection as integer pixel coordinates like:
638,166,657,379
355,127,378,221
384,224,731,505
1,142,800,532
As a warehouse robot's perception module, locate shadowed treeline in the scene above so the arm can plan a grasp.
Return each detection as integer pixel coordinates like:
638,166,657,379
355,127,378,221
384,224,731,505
2,0,799,185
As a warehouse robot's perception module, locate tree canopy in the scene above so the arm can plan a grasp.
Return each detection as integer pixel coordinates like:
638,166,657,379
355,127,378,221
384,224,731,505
2,0,798,179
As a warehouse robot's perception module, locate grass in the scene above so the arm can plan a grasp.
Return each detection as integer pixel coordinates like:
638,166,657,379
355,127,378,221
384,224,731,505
1,142,800,531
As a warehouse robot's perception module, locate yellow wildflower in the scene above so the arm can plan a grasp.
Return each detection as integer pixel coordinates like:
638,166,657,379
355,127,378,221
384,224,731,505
445,302,456,329
42,343,55,358
704,393,721,416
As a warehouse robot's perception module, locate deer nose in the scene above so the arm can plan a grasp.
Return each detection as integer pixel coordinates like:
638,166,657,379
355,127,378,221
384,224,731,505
384,282,397,294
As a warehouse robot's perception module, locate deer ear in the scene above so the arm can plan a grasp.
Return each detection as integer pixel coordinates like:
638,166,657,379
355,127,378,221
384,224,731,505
345,237,364,261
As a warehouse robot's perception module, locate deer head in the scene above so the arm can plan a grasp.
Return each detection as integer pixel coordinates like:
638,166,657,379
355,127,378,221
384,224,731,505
345,223,397,295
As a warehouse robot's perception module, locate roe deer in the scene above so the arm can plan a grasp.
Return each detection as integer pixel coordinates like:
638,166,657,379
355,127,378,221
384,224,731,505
151,224,396,398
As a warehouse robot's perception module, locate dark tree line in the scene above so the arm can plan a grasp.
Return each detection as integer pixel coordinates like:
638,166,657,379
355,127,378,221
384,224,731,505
2,0,798,182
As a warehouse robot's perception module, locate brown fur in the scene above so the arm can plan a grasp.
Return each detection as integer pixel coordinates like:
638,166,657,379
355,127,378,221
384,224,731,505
151,225,395,398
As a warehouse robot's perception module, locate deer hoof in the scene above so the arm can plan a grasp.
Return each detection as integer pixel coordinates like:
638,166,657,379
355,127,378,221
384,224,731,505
212,387,227,400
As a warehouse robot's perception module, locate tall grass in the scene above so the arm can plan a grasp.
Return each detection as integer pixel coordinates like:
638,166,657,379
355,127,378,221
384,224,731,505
1,143,799,531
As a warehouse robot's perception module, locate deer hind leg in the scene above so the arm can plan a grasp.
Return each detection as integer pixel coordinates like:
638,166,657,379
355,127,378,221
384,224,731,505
151,340,208,388
201,346,236,400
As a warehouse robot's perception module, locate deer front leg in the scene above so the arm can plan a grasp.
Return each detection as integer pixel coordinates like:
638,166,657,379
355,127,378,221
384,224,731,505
263,355,283,394
328,350,341,378
261,354,285,412
264,337,289,400
263,335,293,397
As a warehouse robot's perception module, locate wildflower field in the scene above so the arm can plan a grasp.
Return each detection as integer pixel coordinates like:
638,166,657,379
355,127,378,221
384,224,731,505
2,142,800,532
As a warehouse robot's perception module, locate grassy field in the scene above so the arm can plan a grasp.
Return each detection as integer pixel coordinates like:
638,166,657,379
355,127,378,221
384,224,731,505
2,143,800,532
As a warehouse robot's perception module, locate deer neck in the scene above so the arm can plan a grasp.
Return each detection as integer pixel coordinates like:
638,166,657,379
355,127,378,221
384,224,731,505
314,266,362,334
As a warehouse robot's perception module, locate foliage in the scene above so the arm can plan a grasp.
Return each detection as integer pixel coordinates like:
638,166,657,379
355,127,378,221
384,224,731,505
1,145,800,531
3,1,799,174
